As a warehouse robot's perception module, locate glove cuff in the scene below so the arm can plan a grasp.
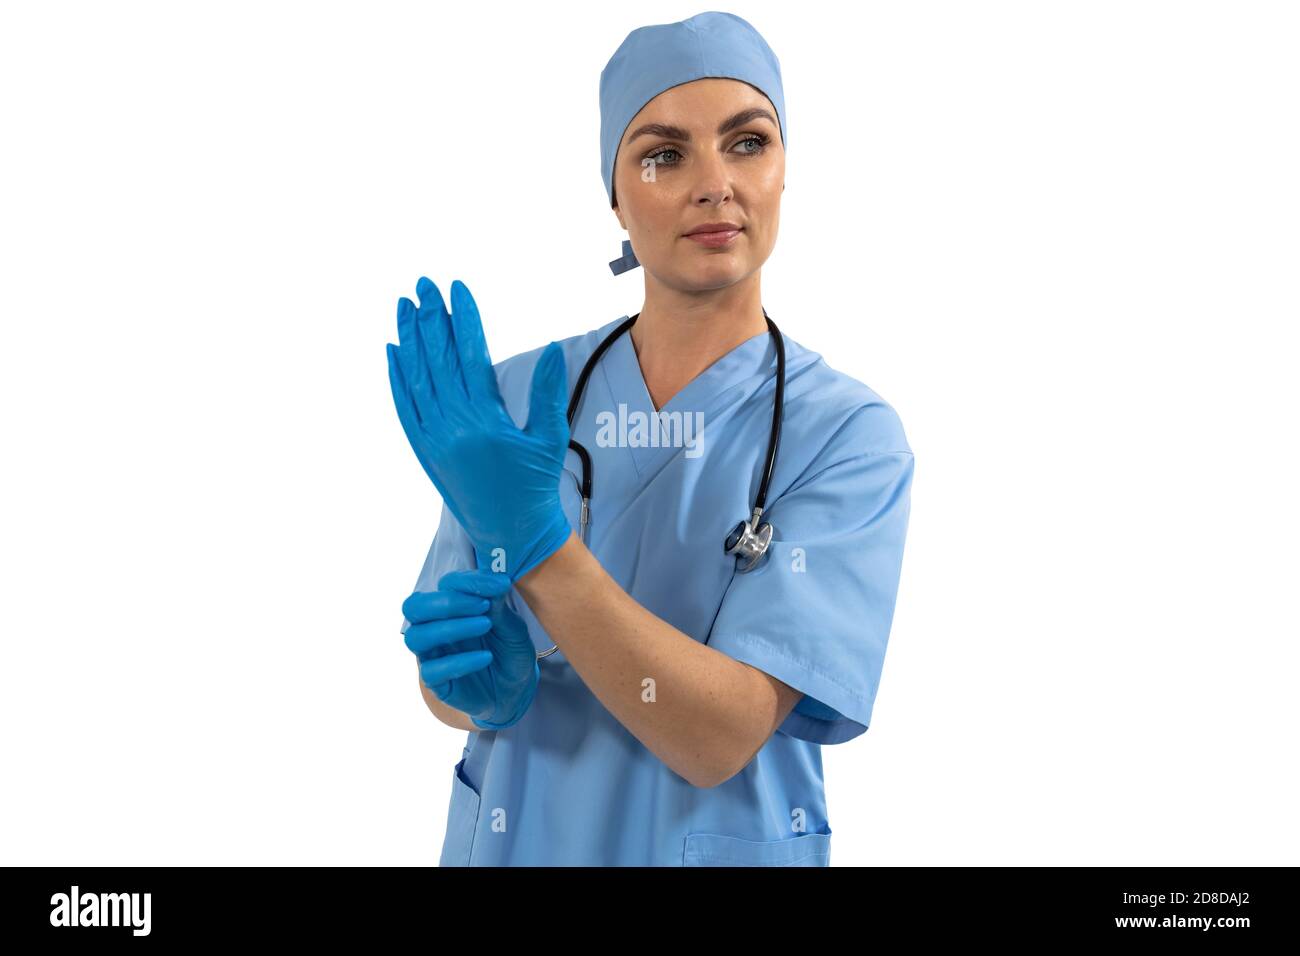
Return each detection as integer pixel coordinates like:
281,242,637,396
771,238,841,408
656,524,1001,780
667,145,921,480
508,509,574,583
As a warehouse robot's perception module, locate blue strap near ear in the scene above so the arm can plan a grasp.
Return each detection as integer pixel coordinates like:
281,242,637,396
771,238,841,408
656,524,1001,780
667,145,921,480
608,239,640,275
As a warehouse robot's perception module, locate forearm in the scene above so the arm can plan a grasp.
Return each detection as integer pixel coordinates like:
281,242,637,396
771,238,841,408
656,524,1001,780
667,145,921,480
417,662,479,732
515,531,779,788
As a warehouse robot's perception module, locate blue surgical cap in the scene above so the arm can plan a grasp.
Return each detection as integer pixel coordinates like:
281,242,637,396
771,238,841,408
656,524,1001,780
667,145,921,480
599,11,787,275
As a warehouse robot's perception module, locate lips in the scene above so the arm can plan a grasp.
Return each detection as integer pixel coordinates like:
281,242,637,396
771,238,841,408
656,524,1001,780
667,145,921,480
684,225,743,248
684,221,742,236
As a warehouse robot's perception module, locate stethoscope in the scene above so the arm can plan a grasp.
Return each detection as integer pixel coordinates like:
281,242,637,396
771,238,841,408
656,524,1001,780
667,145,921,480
535,308,786,660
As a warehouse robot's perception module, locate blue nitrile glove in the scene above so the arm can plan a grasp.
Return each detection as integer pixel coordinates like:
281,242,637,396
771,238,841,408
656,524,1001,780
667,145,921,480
403,569,540,731
386,276,572,582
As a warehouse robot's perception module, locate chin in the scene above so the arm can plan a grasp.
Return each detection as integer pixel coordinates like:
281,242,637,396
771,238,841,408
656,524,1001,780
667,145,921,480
680,258,748,288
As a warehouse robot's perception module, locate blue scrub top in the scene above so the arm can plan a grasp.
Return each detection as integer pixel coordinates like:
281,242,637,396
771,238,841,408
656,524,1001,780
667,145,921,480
401,315,914,866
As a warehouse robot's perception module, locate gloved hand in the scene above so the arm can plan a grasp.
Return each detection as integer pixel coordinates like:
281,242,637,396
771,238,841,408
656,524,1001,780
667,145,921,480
403,569,540,731
387,276,572,582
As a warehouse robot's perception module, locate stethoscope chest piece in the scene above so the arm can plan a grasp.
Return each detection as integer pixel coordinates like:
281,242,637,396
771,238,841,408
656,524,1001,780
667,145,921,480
724,508,774,573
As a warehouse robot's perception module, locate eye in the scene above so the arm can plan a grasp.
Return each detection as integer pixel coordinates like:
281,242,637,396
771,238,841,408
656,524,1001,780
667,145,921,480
732,133,770,155
644,146,683,166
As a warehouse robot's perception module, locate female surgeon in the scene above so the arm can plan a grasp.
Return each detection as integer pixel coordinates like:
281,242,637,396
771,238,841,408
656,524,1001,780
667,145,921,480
386,11,914,866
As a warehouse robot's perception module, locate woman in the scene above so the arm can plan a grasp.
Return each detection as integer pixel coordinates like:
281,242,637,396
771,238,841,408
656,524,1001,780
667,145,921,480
387,11,914,866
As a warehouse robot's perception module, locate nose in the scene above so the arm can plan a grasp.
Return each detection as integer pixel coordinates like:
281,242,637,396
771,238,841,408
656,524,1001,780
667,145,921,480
690,150,734,206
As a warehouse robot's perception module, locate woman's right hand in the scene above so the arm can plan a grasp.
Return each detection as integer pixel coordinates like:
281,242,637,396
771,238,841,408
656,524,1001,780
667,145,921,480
402,569,540,731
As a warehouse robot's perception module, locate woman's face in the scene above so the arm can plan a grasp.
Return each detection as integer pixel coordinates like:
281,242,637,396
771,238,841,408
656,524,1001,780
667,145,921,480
612,77,785,292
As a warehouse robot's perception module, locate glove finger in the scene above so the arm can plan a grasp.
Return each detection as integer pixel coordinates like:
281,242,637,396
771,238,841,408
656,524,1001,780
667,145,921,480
402,589,491,624
440,572,537,669
438,568,512,600
414,276,467,406
387,342,422,429
396,297,441,426
448,279,506,409
396,294,417,347
420,650,493,689
525,341,570,450
404,615,491,657
388,343,446,450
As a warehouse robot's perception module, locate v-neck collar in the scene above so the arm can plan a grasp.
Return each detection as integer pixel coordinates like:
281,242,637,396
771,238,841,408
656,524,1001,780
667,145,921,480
596,318,776,476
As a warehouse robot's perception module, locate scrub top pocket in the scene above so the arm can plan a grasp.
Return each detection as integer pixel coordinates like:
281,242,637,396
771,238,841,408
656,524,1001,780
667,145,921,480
438,756,482,867
681,828,832,866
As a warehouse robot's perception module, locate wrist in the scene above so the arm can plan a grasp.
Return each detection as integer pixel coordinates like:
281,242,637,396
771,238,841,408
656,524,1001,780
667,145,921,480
515,527,582,598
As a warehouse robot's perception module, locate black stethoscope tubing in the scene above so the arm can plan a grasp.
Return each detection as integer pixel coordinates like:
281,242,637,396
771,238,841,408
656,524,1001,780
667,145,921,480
565,308,786,549
535,309,785,661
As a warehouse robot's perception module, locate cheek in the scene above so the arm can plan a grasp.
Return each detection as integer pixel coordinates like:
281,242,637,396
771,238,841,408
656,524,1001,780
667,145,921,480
735,146,780,180
624,186,682,236
746,191,781,233
738,165,783,219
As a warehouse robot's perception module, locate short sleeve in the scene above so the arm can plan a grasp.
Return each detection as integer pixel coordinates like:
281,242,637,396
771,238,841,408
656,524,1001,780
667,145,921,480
707,441,914,745
399,499,477,636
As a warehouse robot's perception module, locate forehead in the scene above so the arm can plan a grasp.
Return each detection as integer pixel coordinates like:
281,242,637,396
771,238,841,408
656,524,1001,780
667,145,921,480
628,77,777,130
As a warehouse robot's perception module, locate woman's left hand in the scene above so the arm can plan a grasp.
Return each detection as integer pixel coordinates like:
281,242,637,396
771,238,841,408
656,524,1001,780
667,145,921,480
387,276,573,582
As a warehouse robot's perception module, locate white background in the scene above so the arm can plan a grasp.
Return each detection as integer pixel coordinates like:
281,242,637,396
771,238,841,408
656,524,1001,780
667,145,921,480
2,0,1296,866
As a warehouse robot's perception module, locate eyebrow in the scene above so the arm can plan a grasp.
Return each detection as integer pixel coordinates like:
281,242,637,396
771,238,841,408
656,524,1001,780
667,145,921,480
623,107,778,146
